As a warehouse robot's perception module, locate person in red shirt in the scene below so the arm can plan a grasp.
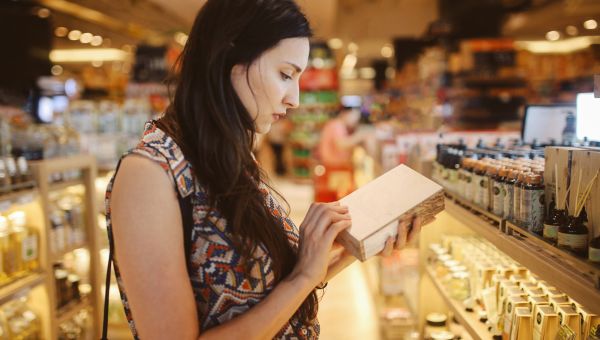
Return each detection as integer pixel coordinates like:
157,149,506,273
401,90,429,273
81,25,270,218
316,107,366,200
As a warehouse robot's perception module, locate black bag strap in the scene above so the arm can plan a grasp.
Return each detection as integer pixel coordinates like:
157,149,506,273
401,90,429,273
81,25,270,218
101,158,194,339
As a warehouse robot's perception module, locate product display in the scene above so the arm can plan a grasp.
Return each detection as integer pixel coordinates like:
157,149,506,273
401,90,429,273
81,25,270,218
427,235,599,340
1,296,41,339
0,211,39,283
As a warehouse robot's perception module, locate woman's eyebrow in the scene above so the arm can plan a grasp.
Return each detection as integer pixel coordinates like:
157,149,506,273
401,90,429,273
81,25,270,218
284,62,302,73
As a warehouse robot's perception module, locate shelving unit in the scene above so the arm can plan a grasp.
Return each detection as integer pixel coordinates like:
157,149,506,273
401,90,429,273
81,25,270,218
418,191,600,339
444,195,600,313
29,154,101,339
0,272,45,305
425,267,491,340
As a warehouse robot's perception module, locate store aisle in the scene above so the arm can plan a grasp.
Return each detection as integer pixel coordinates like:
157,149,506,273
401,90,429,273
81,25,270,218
270,177,381,340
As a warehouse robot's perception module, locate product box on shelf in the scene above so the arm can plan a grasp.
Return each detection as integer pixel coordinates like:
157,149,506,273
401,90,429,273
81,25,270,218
337,164,445,261
556,305,581,339
533,305,560,340
511,307,533,340
503,295,529,339
578,306,598,340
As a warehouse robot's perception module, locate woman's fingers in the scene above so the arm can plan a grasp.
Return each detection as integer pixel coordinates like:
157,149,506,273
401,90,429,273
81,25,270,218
302,202,349,232
407,216,422,243
324,219,352,246
381,236,394,257
395,219,409,250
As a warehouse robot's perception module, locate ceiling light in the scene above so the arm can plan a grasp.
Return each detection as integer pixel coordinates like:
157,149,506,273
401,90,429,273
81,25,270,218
583,19,598,30
68,30,82,41
327,38,343,50
80,33,93,44
381,45,394,58
348,42,359,53
49,48,128,62
91,60,103,67
545,30,560,41
37,8,50,18
566,25,578,36
359,67,376,79
91,35,103,47
51,65,63,76
515,36,600,54
54,27,68,38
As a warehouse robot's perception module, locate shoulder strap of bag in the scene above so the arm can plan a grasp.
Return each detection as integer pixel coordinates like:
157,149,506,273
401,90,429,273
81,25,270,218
101,159,194,339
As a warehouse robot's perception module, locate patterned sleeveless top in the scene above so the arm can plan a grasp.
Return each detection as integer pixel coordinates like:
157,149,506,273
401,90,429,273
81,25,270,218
105,121,319,339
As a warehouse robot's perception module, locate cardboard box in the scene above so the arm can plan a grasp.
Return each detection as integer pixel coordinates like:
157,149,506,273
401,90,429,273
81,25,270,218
577,306,598,340
533,306,560,340
511,307,533,340
549,296,571,312
557,305,581,340
338,164,445,261
528,295,549,317
504,296,529,339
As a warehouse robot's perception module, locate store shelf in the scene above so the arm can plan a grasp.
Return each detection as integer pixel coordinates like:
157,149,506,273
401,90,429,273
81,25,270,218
51,242,89,262
49,178,84,192
425,267,491,340
0,272,45,305
0,188,38,210
57,299,91,325
445,196,600,314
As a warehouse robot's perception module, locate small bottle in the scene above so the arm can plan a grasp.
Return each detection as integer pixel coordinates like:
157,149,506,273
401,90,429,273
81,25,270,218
473,162,486,206
503,170,518,220
3,157,18,189
543,197,566,244
480,165,492,210
513,172,525,225
483,165,498,212
557,215,589,257
590,236,600,263
15,157,34,188
0,216,10,283
462,159,475,202
492,167,506,216
6,212,27,276
8,211,39,272
522,174,545,235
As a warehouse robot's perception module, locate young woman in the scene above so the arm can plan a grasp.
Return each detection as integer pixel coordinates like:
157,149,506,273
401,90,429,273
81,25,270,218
106,1,421,339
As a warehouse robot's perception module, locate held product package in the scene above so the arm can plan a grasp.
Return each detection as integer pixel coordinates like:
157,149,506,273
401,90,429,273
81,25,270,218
337,164,445,261
533,306,560,340
511,307,533,340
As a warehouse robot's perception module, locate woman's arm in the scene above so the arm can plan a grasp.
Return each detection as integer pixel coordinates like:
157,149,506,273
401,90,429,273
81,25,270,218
111,155,350,340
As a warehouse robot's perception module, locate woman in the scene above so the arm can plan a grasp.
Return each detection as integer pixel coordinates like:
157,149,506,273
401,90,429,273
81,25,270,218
107,0,420,339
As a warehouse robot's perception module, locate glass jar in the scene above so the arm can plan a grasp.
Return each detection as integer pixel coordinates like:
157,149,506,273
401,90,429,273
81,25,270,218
557,215,588,257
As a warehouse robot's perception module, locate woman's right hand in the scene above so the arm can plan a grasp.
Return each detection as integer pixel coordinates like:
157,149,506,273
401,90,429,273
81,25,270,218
291,202,352,287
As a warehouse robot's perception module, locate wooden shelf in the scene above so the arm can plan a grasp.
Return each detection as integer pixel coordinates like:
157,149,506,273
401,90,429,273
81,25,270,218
51,242,90,262
0,189,38,210
425,267,492,340
0,272,45,305
57,299,91,325
445,196,600,314
49,179,84,192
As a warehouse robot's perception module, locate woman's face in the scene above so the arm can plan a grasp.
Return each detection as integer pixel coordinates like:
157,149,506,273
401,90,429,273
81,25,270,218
231,37,309,134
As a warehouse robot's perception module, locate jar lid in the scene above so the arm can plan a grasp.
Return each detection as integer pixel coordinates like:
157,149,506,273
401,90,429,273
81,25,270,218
425,313,448,327
430,331,455,340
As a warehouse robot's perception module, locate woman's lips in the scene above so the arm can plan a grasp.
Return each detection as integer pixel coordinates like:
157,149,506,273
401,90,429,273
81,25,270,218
273,113,284,121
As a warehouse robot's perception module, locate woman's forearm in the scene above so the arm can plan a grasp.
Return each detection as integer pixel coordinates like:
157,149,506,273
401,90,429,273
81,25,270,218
198,273,315,340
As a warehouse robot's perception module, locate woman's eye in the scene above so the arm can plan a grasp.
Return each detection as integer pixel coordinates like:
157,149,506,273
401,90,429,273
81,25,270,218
280,72,292,81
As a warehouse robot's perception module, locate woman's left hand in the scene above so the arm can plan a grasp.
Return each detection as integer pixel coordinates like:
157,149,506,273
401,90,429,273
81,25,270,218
379,215,422,257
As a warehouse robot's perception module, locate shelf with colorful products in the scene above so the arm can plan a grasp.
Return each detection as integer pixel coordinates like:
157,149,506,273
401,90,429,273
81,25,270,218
419,218,600,340
28,154,102,339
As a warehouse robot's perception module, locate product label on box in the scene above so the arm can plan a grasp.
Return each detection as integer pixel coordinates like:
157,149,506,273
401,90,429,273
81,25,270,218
589,247,600,263
543,224,558,240
557,233,587,251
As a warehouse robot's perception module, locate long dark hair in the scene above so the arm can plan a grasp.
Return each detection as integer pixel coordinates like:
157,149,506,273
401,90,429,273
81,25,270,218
158,0,317,325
